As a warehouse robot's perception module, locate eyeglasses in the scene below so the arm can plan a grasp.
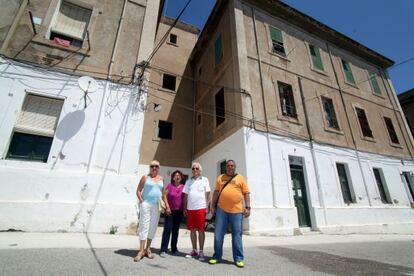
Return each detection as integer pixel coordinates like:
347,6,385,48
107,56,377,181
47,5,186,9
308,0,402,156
150,165,159,168
192,167,200,171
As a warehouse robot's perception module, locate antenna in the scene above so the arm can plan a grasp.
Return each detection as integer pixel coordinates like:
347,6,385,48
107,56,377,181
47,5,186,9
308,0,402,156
78,76,98,108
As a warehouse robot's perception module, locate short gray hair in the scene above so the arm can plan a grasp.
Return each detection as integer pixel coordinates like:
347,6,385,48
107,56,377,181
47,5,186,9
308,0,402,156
191,162,202,172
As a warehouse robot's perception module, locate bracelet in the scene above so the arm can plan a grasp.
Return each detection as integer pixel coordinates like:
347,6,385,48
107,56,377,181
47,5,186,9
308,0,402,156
245,206,251,210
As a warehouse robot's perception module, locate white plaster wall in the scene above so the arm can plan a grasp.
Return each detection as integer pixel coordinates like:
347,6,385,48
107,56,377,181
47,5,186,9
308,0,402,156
195,127,414,234
0,58,148,233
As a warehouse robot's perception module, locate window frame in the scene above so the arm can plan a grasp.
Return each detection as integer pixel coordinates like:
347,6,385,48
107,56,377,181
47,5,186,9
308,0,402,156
214,34,223,67
268,25,286,57
372,167,392,204
47,0,93,48
354,106,374,140
218,159,227,175
161,73,177,91
341,59,356,86
321,96,340,131
383,116,400,146
335,163,356,204
277,81,297,118
215,88,226,128
308,44,325,72
169,33,178,45
368,71,382,96
157,120,173,140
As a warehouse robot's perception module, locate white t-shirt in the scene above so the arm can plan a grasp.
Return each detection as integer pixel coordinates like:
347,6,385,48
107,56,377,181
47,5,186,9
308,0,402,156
183,176,211,210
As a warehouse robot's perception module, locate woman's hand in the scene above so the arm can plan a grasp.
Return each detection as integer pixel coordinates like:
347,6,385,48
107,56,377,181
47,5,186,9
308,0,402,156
166,207,171,216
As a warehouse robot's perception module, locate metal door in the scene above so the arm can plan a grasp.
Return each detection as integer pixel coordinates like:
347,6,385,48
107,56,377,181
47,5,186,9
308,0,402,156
290,163,311,227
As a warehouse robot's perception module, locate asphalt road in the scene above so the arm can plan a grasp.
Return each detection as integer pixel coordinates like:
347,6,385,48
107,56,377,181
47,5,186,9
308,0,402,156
1,232,413,276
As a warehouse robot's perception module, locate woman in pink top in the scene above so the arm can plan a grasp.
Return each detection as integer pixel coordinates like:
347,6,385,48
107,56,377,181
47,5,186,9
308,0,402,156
159,170,185,257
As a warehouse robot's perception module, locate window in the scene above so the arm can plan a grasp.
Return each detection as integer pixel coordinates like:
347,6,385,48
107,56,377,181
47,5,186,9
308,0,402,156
169,33,177,44
157,120,173,140
162,74,176,91
197,113,202,126
322,97,339,130
278,81,296,118
355,107,373,138
309,44,324,71
269,26,285,56
402,172,414,203
7,94,63,162
214,34,223,66
369,72,381,95
341,59,355,84
50,1,92,47
219,160,227,174
215,88,225,127
198,67,202,76
336,163,355,204
384,117,399,144
373,168,392,204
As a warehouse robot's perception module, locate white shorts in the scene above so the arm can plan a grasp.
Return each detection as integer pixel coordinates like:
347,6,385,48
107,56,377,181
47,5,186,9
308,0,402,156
138,201,160,240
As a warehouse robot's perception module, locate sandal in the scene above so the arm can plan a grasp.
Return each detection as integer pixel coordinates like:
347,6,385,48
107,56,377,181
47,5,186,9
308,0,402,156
133,251,145,262
145,250,154,259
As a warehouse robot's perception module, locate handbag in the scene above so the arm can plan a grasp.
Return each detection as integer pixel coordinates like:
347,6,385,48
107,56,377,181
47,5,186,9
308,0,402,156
159,199,167,214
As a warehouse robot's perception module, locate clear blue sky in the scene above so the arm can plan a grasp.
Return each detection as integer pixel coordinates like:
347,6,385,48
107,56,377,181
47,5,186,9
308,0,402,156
164,0,414,94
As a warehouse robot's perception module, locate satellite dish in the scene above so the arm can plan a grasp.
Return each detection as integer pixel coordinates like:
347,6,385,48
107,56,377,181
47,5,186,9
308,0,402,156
78,76,98,108
78,76,98,93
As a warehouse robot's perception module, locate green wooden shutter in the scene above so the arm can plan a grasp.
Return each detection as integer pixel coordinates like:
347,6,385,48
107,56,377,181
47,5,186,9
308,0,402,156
214,35,223,66
270,27,283,44
309,45,324,71
369,72,381,94
342,60,355,84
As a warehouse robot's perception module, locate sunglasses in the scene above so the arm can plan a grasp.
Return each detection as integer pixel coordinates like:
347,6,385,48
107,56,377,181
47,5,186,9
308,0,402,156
150,165,159,168
192,167,200,171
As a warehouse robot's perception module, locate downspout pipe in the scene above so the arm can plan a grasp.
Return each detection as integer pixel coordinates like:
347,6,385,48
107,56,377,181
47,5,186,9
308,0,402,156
252,7,276,207
298,76,328,227
326,43,372,206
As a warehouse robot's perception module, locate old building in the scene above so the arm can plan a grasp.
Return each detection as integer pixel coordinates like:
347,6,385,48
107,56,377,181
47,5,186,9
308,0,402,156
188,0,414,234
0,0,165,233
398,88,414,137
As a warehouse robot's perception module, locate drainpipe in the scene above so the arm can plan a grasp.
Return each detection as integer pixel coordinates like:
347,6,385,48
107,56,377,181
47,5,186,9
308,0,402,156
297,77,328,226
191,64,197,162
379,71,414,159
326,43,372,206
252,7,276,207
0,0,29,54
87,0,128,173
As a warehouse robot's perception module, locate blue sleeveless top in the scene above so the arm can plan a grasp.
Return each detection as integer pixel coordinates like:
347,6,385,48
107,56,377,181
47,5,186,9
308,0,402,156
142,176,163,204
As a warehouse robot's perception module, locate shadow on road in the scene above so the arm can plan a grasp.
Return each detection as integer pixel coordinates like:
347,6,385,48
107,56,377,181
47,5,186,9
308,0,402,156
260,245,414,276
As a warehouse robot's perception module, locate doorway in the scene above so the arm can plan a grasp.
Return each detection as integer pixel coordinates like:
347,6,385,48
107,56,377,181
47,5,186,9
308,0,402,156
289,156,311,227
402,172,414,203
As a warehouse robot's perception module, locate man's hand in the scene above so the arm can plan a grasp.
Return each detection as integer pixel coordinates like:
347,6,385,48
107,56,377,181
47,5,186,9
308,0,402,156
183,208,187,217
210,206,215,217
243,208,250,218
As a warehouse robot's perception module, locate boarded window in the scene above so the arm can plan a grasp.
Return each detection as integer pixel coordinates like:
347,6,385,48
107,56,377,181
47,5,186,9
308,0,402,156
50,1,92,45
278,82,296,118
215,88,225,126
373,168,392,204
169,33,177,44
7,94,63,162
336,163,354,204
214,35,223,66
384,117,399,144
269,26,285,56
309,44,324,71
219,160,227,174
157,120,173,140
162,74,176,91
355,107,373,138
369,72,381,95
341,59,355,84
322,97,339,130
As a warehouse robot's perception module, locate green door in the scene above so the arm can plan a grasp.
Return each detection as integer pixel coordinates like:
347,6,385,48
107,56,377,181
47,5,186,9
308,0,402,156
290,164,311,227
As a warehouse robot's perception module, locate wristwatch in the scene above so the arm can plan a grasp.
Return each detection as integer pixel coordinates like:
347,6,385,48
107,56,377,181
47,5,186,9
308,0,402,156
245,206,251,210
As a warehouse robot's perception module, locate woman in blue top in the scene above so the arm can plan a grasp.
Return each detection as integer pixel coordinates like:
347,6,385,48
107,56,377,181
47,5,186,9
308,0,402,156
134,160,165,262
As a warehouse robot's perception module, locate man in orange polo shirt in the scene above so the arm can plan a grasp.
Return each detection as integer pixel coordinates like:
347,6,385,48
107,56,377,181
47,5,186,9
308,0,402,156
209,160,250,268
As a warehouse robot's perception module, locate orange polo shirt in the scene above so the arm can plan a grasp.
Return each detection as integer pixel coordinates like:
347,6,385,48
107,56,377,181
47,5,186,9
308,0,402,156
215,174,249,213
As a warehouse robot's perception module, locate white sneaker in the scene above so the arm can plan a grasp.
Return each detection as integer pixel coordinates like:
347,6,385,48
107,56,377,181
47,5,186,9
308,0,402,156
198,251,205,261
160,251,167,258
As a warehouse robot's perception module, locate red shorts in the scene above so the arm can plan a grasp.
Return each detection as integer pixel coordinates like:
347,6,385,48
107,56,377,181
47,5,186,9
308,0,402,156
187,209,206,231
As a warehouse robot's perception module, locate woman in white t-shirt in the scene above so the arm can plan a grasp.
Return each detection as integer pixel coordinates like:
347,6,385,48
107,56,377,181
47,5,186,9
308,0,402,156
183,162,211,261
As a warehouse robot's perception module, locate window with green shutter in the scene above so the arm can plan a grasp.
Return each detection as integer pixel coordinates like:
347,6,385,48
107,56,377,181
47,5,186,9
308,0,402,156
369,72,381,95
214,34,223,66
269,26,285,56
341,59,355,84
309,44,324,71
